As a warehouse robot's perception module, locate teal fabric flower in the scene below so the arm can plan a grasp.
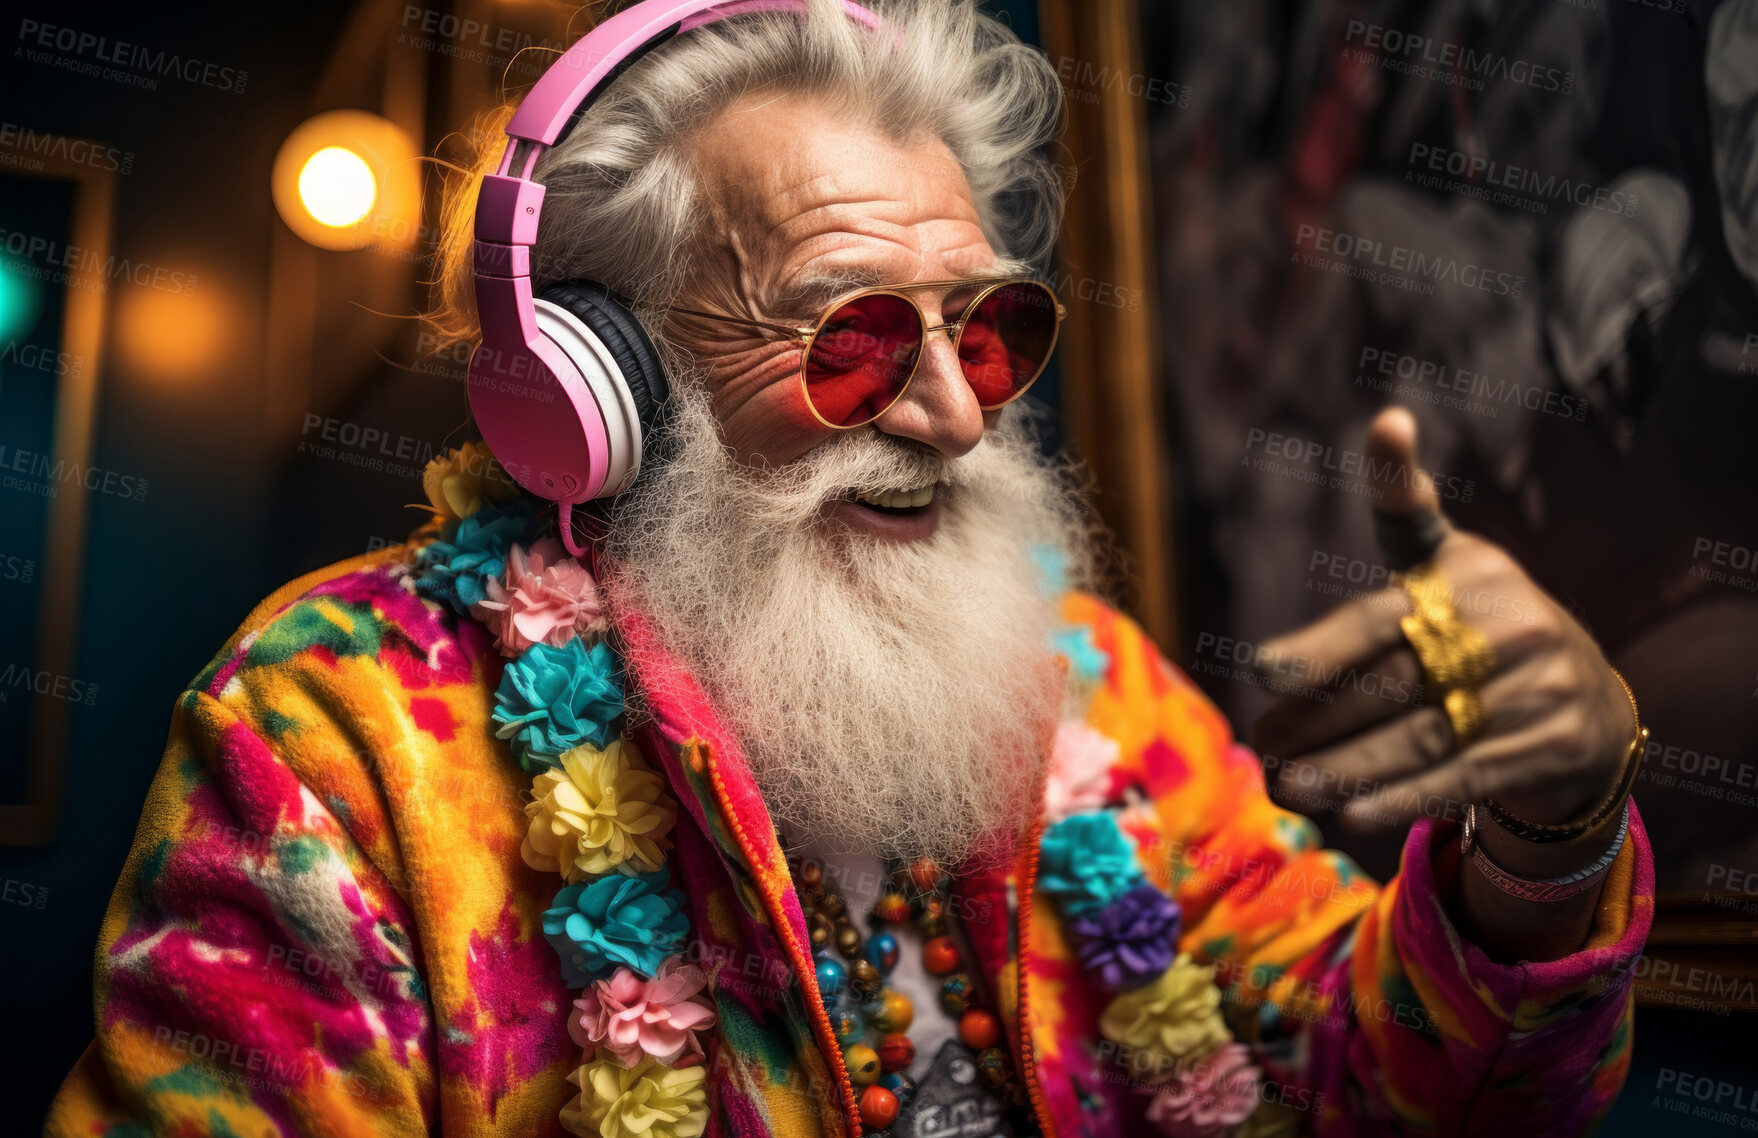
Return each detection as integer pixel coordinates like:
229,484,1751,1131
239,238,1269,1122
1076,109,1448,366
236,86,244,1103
1053,625,1111,684
1039,811,1144,916
542,870,688,986
413,498,541,614
493,638,623,771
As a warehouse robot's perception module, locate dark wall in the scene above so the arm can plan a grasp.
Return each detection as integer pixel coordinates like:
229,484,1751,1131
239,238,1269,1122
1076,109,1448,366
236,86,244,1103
1,0,359,1122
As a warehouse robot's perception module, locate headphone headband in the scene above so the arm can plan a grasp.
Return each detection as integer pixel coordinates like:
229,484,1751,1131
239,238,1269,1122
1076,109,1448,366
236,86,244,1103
506,0,882,147
469,0,882,555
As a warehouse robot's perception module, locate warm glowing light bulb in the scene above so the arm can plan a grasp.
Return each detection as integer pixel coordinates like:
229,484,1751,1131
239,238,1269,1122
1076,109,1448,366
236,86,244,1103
273,113,414,249
297,146,377,227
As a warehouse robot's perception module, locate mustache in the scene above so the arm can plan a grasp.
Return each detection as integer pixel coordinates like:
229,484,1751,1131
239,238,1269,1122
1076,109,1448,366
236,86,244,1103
717,431,959,530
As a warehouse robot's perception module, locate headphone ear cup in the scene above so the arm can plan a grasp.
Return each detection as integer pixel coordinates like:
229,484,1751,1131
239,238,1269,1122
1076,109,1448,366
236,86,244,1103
536,281,669,440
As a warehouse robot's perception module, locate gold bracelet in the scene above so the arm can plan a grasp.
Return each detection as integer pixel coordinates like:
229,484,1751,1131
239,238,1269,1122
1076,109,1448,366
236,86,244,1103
1481,669,1645,843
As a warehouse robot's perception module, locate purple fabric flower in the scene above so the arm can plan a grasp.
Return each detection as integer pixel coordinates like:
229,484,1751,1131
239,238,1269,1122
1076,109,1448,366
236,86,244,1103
1070,882,1182,991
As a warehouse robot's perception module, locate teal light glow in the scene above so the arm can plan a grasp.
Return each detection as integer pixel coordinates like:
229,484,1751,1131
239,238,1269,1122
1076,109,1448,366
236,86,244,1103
0,255,44,346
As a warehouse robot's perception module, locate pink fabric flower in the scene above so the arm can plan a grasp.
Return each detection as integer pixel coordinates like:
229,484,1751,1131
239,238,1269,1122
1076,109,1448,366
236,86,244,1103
1145,1042,1261,1138
474,537,608,657
1044,721,1118,822
568,957,717,1068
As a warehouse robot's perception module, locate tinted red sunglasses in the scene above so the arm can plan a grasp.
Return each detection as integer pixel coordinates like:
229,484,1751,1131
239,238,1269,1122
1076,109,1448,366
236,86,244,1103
673,277,1066,429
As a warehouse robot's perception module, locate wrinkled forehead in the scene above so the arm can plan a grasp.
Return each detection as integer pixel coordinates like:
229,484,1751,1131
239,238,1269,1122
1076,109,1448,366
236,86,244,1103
687,94,999,295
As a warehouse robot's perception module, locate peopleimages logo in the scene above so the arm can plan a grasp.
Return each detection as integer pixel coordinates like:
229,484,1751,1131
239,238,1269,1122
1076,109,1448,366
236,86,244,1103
0,663,98,707
1,876,48,909
1294,224,1525,299
1305,549,1541,624
1356,346,1587,422
1341,21,1574,94
0,338,83,378
0,228,199,297
396,5,569,71
15,19,249,94
297,413,450,484
1242,427,1476,503
0,122,134,174
1051,54,1190,107
0,552,34,584
1655,1069,1758,1120
0,443,148,502
1405,144,1637,218
1039,266,1142,311
1689,536,1758,594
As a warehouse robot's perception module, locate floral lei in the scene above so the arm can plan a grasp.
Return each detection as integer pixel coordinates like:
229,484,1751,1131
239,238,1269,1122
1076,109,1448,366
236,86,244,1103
406,443,1263,1138
1039,552,1266,1138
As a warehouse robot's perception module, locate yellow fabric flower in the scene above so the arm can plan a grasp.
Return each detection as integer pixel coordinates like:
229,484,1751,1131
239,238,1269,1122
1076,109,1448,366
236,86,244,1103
422,441,520,521
1098,952,1230,1070
561,1055,707,1138
523,739,677,880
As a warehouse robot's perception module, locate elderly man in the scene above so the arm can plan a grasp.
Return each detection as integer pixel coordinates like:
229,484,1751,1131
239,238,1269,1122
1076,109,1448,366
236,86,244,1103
47,1,1651,1136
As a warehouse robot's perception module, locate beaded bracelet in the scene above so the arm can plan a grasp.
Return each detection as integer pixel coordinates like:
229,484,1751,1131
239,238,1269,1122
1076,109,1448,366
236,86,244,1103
1481,669,1645,844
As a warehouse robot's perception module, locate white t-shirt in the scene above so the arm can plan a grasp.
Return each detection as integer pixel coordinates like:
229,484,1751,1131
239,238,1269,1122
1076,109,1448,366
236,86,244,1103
800,843,955,1082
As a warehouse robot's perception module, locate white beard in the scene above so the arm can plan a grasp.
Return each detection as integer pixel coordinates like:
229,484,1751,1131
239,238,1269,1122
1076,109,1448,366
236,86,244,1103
602,386,1099,869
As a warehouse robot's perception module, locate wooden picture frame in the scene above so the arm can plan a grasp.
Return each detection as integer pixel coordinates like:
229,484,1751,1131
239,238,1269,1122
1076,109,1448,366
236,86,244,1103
1038,0,1177,651
0,138,114,846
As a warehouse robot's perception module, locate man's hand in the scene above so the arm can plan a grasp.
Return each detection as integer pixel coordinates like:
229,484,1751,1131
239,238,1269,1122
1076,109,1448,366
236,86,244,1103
1252,406,1636,835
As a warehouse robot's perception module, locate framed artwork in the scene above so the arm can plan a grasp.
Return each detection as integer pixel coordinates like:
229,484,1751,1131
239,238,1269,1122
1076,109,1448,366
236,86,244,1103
1125,0,1758,1009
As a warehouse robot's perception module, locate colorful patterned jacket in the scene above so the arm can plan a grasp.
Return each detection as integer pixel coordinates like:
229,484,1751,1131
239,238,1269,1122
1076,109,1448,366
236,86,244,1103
46,549,1654,1137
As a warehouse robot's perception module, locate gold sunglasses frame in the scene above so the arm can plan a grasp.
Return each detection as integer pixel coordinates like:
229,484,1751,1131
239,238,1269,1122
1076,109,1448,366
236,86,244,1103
672,276,1068,430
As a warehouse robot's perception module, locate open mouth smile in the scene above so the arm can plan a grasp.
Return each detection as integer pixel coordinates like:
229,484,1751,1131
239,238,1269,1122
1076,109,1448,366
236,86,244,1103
822,483,944,539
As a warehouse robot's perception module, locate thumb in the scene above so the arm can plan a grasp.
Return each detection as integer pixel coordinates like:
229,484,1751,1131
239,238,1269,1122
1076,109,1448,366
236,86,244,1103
1367,405,1449,570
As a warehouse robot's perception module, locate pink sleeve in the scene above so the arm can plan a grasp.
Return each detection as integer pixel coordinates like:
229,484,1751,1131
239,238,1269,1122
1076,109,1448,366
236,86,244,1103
1066,594,1654,1136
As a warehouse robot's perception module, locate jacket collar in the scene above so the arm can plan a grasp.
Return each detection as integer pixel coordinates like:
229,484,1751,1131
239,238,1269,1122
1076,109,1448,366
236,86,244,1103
613,603,866,1137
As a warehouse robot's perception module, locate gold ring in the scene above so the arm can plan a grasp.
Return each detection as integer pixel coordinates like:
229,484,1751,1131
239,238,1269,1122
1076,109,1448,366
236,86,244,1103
1398,565,1495,747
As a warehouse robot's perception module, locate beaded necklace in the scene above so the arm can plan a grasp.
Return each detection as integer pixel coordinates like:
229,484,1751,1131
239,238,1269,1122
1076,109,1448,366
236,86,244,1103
783,845,1018,1133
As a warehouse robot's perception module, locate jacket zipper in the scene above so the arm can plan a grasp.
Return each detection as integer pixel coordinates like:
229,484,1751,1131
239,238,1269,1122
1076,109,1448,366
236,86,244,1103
1014,816,1057,1138
703,743,862,1138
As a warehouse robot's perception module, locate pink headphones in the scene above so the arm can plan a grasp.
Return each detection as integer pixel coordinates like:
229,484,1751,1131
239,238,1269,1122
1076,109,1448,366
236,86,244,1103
469,0,882,555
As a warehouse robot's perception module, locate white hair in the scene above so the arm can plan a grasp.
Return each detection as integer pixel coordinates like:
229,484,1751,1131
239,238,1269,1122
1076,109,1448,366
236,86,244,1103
430,0,1066,342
